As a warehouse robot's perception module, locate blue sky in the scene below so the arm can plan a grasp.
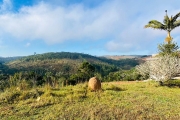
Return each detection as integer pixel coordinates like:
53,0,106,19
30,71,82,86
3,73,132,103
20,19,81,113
0,0,180,57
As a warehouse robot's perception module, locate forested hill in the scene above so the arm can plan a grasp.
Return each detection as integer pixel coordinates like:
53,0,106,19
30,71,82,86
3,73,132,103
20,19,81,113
19,52,102,61
1,52,144,83
18,52,140,68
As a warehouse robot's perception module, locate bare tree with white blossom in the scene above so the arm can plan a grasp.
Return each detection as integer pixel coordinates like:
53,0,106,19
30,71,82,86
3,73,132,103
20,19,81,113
136,55,180,83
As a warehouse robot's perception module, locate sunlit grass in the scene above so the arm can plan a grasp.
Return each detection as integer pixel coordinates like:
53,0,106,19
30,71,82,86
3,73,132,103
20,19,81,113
0,81,180,119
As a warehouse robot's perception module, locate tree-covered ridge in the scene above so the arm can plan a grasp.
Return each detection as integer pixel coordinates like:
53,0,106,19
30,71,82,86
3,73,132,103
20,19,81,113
4,52,140,80
19,52,100,61
0,52,143,90
17,52,140,69
4,52,142,79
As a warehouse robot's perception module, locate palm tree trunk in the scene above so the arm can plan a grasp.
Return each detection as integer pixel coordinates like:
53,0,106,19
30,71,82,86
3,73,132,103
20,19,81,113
165,31,173,44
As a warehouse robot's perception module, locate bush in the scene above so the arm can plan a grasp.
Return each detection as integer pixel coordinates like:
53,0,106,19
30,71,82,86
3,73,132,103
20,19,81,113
163,79,180,87
19,89,44,100
0,90,21,103
0,80,9,91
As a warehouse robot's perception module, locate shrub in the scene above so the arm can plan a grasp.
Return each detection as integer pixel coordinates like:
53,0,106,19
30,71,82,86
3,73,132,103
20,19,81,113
19,89,44,100
0,80,9,91
163,79,180,87
1,90,21,103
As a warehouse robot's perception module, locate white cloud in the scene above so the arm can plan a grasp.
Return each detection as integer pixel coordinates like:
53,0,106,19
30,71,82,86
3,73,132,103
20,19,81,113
0,1,124,44
0,0,12,12
0,0,180,54
104,1,180,54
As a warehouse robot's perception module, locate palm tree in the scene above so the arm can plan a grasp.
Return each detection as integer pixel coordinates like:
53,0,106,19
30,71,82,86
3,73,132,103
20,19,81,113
145,10,180,43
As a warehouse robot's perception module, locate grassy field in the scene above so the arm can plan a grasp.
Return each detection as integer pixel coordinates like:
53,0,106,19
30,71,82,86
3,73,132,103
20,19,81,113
0,81,180,120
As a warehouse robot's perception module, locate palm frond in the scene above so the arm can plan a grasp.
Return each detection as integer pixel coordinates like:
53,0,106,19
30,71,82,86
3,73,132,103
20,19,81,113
172,12,180,22
163,15,169,25
173,20,180,28
145,20,166,30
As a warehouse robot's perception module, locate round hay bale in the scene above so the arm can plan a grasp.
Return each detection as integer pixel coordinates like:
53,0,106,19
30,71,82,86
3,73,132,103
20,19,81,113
88,77,101,91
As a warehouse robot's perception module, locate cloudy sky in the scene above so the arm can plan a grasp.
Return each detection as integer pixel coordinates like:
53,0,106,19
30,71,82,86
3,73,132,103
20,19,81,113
0,0,180,57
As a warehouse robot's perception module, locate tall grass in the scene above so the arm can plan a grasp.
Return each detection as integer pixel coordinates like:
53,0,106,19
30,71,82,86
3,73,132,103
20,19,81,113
0,81,180,119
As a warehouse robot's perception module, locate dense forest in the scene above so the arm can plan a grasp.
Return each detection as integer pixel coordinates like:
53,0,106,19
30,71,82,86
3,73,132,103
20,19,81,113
0,52,145,91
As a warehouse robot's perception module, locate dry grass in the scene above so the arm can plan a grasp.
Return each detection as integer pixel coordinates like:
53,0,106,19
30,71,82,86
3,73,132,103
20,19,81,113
0,81,180,119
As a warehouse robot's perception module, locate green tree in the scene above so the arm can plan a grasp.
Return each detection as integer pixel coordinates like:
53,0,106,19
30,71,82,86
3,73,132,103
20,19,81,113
158,41,179,57
145,10,180,43
78,61,95,81
44,72,53,86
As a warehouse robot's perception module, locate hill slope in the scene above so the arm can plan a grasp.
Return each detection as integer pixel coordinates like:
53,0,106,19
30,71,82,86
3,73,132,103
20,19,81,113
5,52,141,77
8,52,140,67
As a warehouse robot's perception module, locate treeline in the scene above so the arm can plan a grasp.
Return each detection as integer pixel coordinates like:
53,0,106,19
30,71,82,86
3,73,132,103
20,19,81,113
19,52,140,69
19,52,101,61
6,52,141,75
0,61,142,91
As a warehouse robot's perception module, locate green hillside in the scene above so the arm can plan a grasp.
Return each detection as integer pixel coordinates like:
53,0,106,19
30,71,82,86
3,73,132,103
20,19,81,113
0,52,142,89
6,52,140,75
18,52,140,68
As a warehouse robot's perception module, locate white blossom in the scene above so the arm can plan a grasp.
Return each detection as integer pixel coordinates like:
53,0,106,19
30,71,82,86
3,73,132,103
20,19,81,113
136,55,180,82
